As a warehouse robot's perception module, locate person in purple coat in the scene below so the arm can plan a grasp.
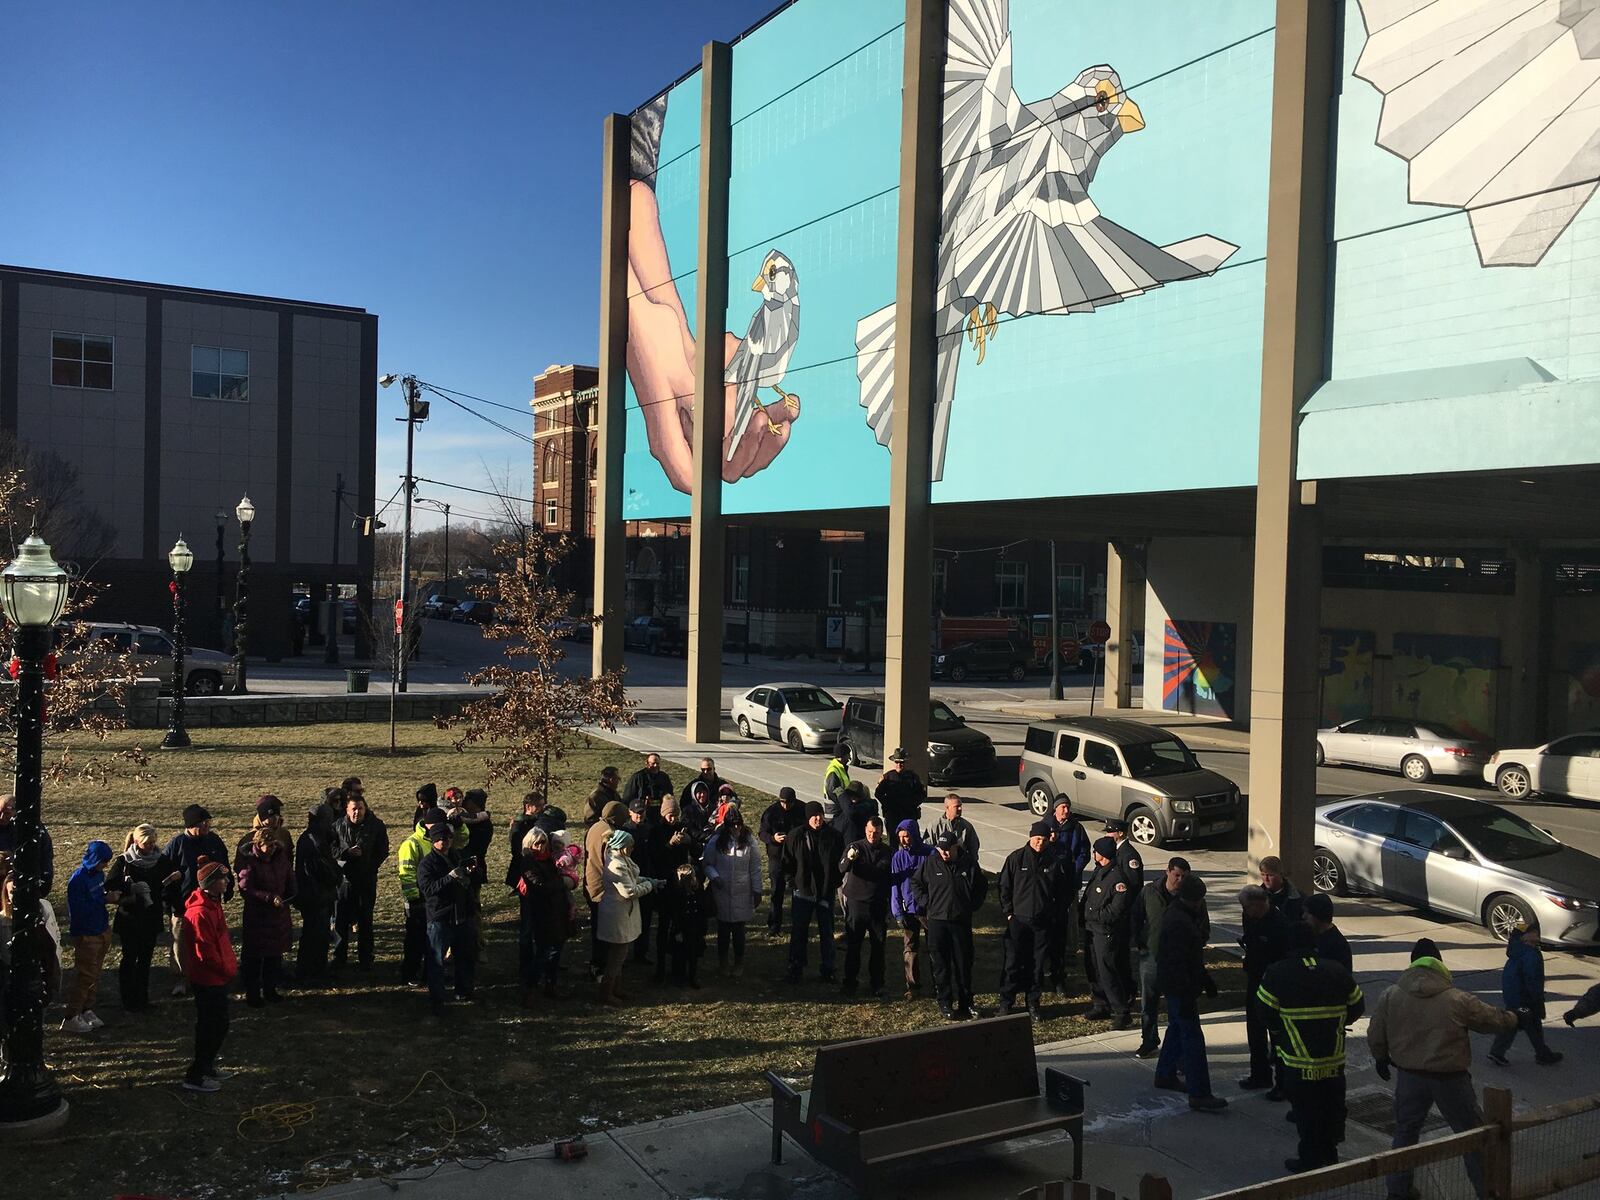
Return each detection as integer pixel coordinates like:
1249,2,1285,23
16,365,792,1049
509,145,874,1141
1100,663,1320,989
889,819,932,999
238,825,295,1006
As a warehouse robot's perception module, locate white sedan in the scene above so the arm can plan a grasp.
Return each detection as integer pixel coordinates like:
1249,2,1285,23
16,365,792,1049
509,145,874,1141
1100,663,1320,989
730,683,843,752
1484,732,1600,801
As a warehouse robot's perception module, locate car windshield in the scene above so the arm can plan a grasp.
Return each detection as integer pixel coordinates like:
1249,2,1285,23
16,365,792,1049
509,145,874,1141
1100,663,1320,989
783,688,839,713
929,702,962,731
1122,737,1200,779
1443,806,1561,862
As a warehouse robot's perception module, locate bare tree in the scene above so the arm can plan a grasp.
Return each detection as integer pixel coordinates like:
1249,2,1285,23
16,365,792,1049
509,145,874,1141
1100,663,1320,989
0,431,118,568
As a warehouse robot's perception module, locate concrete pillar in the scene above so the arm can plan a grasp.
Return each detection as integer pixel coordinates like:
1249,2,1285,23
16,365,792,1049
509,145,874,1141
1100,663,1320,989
685,40,733,742
1506,546,1549,745
882,0,945,780
1247,0,1337,884
592,113,632,679
1104,541,1146,709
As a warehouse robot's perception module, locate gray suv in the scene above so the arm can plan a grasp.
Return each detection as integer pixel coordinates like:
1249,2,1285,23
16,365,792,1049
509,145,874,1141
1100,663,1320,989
1017,716,1240,847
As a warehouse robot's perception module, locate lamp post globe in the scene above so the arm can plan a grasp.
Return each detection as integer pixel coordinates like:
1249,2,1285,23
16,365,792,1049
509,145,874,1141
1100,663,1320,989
163,536,194,749
235,495,256,526
0,531,71,1131
231,496,253,694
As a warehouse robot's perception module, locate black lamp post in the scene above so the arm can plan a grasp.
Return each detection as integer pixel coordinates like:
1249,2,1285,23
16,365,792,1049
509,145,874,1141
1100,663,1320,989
163,536,194,749
0,531,71,1131
231,495,254,695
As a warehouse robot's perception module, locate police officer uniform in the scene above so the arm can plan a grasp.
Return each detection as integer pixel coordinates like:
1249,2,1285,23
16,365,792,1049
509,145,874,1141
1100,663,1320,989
996,821,1061,1015
1105,819,1144,1003
1080,836,1134,1026
874,752,928,834
1257,944,1365,1172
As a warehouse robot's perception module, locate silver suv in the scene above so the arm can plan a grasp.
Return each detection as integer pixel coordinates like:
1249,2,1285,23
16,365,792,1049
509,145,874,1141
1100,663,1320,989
83,622,237,696
1017,716,1240,847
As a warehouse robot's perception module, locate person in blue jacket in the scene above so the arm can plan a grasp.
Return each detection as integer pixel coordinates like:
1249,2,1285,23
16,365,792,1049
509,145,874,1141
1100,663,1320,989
62,840,117,1033
1488,921,1562,1066
889,819,931,998
1045,794,1090,993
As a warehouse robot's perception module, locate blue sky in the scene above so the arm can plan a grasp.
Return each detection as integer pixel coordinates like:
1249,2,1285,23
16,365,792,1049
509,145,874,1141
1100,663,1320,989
1,0,761,529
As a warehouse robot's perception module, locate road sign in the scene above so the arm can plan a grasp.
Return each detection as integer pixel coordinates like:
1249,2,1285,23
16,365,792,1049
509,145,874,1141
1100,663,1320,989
1088,620,1111,644
393,599,404,635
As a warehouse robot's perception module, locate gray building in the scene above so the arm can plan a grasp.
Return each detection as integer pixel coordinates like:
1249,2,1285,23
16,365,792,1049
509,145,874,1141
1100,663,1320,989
0,264,376,659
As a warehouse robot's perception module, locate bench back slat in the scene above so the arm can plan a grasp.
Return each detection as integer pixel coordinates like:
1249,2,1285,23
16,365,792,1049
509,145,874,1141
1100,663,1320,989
809,1014,1040,1131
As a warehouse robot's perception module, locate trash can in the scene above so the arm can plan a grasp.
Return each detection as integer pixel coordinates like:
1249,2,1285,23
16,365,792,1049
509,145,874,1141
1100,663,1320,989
346,668,370,694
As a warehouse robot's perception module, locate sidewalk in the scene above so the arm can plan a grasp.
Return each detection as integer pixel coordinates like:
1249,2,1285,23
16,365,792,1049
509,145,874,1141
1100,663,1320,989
321,896,1600,1200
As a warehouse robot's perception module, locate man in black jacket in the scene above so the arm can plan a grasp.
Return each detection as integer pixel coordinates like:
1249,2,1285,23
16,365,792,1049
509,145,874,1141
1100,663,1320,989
912,832,988,1021
163,804,231,997
1239,883,1294,1096
1303,893,1351,971
838,817,893,998
1154,874,1227,1111
782,802,843,984
1259,855,1305,924
874,750,927,834
629,798,662,964
1103,818,1145,1003
333,791,389,970
997,821,1060,1019
758,788,806,938
832,781,878,844
678,758,724,811
1082,837,1134,1029
294,806,342,986
417,823,479,1015
623,753,674,815
1131,857,1197,1057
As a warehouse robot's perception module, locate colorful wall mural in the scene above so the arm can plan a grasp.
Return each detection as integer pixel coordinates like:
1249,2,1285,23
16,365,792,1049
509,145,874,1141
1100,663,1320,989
1389,632,1499,742
1162,619,1238,720
1319,627,1375,725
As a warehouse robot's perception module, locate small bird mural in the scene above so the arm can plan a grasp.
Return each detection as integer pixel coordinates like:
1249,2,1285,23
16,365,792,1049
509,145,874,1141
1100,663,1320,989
855,0,1238,481
725,249,800,462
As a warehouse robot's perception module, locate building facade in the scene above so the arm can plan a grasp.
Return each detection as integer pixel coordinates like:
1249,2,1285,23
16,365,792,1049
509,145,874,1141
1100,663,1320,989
0,264,376,658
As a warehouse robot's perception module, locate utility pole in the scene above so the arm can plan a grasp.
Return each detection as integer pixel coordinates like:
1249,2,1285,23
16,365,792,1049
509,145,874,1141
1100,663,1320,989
1049,538,1063,701
379,374,427,695
441,503,450,590
326,473,343,665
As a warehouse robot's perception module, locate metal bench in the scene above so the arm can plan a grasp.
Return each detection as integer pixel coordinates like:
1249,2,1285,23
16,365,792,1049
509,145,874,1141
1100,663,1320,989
764,1013,1087,1194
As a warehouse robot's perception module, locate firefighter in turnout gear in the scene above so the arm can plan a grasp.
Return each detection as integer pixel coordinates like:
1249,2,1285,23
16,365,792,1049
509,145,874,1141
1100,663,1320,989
1257,927,1366,1174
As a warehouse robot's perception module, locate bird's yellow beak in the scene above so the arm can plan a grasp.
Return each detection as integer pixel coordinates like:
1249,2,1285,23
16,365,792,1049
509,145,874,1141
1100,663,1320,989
751,261,768,292
1118,97,1144,134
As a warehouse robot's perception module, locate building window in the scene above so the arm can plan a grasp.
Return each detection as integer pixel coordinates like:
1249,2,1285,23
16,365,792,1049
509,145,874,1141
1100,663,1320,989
541,443,561,486
1056,563,1085,611
51,332,114,390
932,557,948,606
544,500,559,527
827,554,843,608
997,560,1028,610
731,553,750,604
192,345,249,401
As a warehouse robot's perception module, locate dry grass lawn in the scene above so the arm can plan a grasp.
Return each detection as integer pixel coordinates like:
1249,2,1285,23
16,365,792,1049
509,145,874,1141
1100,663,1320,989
10,722,1247,1199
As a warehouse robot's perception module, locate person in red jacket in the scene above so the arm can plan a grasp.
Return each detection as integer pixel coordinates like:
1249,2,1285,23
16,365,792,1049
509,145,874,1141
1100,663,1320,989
178,858,237,1093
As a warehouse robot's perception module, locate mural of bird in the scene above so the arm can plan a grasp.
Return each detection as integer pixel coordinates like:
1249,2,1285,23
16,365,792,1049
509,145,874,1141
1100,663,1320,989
855,0,1238,480
725,249,800,462
1353,0,1600,267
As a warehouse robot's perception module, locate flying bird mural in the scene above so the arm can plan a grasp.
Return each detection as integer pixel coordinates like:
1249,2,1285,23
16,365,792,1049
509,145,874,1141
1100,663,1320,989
1354,0,1600,268
854,0,1238,481
726,249,801,462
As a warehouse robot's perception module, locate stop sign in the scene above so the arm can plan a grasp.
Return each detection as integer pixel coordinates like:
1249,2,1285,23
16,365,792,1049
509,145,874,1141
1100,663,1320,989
394,599,405,635
1088,620,1111,644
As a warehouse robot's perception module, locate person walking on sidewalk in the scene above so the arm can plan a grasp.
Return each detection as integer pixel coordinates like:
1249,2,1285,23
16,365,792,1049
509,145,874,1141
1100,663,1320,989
997,821,1060,1019
1488,921,1562,1066
1238,883,1293,1098
61,840,117,1033
875,749,927,834
913,832,987,1021
107,824,170,1013
1258,927,1365,1172
1131,857,1197,1057
1153,873,1226,1112
1082,838,1134,1029
889,818,931,998
782,802,844,984
758,787,806,938
702,807,763,978
1368,938,1518,1200
1565,981,1600,1026
838,816,893,998
178,859,237,1093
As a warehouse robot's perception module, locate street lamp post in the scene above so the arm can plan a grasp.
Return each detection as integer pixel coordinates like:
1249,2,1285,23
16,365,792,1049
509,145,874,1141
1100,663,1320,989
231,495,255,694
0,531,71,1131
163,536,194,749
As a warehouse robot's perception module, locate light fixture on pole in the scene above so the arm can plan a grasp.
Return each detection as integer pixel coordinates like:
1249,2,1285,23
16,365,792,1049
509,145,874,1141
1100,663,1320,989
163,536,194,749
0,531,71,1131
231,495,255,694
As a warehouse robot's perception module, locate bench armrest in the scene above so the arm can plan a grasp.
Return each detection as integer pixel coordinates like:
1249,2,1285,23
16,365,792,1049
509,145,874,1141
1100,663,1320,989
765,1070,802,1108
764,1072,806,1166
1044,1067,1088,1116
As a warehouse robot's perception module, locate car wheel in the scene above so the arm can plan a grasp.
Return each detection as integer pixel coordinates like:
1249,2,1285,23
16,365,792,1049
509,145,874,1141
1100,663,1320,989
1127,806,1162,848
1484,893,1534,942
187,671,222,696
839,740,858,768
1008,663,1026,682
786,728,804,752
1314,742,1325,767
950,664,968,683
1496,764,1532,800
1027,784,1053,817
736,715,752,739
1311,847,1348,896
1401,754,1432,783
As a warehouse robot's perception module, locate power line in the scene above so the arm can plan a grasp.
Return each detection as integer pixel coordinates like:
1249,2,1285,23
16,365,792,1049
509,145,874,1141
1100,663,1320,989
411,475,536,506
419,384,535,446
420,381,536,419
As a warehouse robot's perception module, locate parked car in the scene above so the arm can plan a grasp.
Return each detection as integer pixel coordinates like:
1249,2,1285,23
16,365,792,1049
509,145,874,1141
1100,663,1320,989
452,600,497,625
1316,717,1489,783
622,614,680,655
933,638,1031,683
731,683,843,751
423,594,459,620
1312,790,1600,946
835,693,995,784
1017,716,1240,847
81,622,236,696
1484,732,1600,802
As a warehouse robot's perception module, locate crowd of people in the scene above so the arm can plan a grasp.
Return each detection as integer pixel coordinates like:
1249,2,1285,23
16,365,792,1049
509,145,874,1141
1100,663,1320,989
1,752,1597,1141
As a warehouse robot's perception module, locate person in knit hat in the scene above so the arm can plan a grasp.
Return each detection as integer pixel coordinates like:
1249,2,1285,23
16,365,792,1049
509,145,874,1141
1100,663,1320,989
62,840,117,1033
596,829,657,1005
162,805,231,998
235,793,291,873
106,822,174,1012
584,801,630,980
758,787,806,939
178,858,237,1091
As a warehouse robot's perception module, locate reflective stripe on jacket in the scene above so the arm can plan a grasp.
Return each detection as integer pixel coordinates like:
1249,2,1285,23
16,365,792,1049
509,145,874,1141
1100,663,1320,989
1257,954,1365,1081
